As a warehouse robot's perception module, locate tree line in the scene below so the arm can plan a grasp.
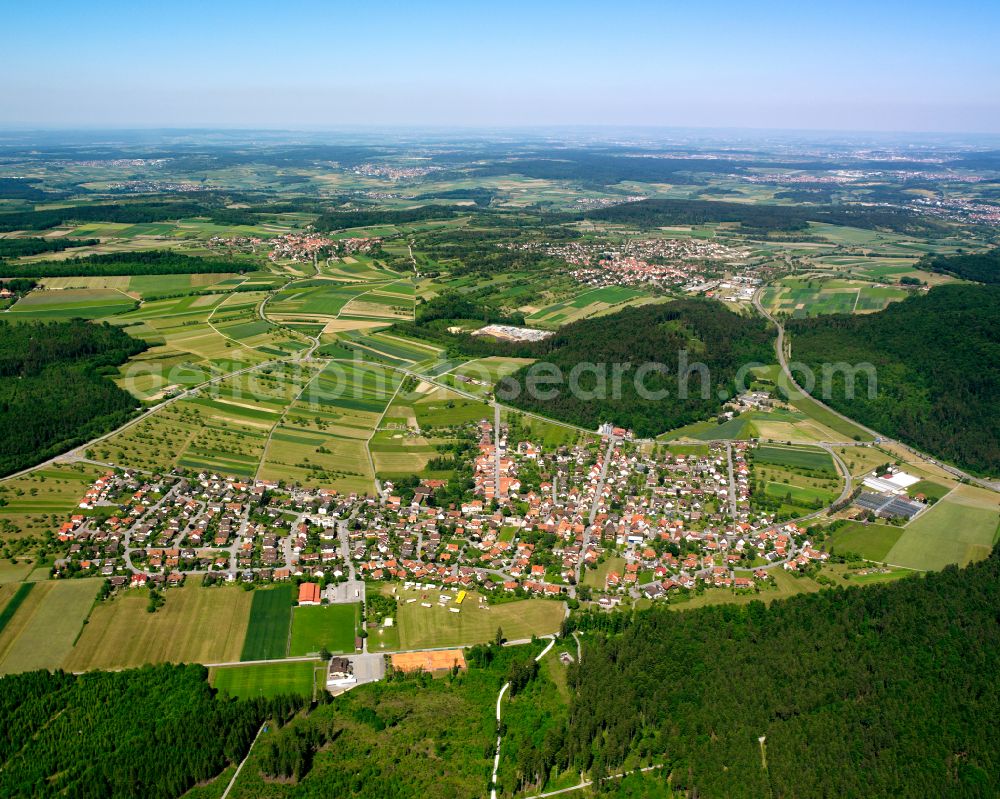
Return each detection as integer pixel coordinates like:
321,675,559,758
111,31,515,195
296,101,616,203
0,237,98,259
1,249,253,278
580,197,949,235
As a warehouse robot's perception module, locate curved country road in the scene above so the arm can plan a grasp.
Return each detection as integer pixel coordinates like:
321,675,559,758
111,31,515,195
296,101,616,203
752,286,999,493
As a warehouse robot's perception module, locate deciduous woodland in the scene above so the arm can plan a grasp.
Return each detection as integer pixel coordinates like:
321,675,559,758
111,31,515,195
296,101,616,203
919,247,1000,283
2,250,250,278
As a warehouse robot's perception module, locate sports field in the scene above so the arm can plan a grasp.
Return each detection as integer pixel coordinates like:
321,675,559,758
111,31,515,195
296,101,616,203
827,522,903,562
240,584,294,661
288,603,360,656
64,583,252,671
883,485,999,571
389,588,565,650
210,660,318,699
0,579,101,674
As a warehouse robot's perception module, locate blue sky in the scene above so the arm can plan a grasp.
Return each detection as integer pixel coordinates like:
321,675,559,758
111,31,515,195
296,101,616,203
2,0,999,132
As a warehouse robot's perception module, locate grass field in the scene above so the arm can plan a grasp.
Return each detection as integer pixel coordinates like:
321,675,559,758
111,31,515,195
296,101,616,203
762,277,909,318
0,560,35,583
0,583,34,635
526,285,649,326
670,566,824,610
754,444,836,474
211,660,318,699
0,579,101,674
64,583,252,671
388,588,565,650
907,479,952,502
582,557,626,589
288,603,360,656
240,584,294,661
883,484,999,571
827,522,904,561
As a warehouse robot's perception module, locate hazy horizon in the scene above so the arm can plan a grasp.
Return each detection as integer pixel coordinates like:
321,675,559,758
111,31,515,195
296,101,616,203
3,0,999,134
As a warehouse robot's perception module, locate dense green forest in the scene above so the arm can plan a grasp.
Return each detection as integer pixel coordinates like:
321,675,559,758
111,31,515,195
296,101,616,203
583,197,947,235
499,301,774,437
0,236,98,259
0,319,147,476
919,247,1000,283
549,548,1000,797
1,249,252,278
787,285,1000,473
0,664,304,798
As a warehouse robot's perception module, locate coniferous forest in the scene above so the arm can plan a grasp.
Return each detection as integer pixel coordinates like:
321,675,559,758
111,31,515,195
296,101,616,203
0,319,147,476
0,664,304,798
787,285,1000,474
548,547,1000,798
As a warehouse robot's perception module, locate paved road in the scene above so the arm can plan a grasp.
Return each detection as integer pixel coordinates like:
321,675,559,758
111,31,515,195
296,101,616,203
494,403,502,500
752,286,999,493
